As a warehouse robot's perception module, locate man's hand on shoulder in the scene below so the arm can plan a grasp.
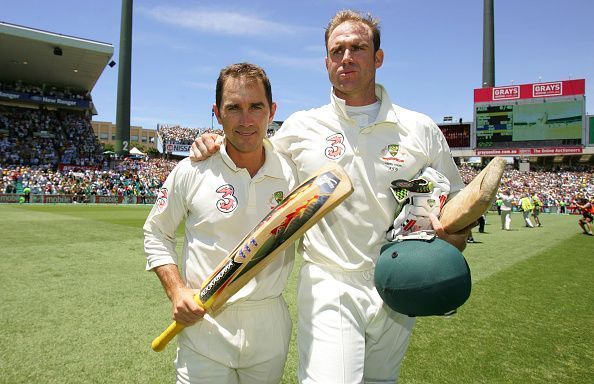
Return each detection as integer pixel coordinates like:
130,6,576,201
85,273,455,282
189,133,223,161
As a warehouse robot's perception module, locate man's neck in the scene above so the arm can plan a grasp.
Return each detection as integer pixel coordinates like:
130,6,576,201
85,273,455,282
226,146,265,178
333,80,378,106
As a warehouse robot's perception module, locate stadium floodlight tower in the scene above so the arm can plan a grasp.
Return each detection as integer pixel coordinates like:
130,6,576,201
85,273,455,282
115,0,133,156
482,0,495,88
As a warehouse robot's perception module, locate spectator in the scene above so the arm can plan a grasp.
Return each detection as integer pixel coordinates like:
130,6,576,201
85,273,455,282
576,197,594,236
500,189,515,230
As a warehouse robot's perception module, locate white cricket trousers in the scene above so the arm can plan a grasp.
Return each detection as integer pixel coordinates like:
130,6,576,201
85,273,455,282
501,210,511,230
297,262,416,384
175,296,292,384
522,211,534,227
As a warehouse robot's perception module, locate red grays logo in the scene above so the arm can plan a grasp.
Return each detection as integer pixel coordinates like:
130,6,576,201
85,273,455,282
492,86,520,100
325,133,345,160
156,188,168,212
216,184,238,213
533,82,562,97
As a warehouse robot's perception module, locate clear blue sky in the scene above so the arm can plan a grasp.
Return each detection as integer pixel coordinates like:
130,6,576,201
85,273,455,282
3,0,593,130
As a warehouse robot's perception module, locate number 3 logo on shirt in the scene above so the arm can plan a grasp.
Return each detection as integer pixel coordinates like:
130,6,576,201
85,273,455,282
216,184,238,213
325,133,345,160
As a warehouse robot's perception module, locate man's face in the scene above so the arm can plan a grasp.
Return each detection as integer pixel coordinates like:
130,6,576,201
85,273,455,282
214,77,276,156
325,21,383,103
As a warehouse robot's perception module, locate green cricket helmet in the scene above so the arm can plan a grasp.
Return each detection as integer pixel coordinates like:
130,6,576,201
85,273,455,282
375,232,471,317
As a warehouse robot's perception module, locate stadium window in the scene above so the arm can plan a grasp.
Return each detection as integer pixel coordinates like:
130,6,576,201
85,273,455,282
131,135,138,141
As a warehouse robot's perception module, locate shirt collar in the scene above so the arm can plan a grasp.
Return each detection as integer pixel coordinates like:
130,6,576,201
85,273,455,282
330,83,400,125
219,138,285,179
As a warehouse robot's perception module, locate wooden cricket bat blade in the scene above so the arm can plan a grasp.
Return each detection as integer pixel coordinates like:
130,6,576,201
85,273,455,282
440,156,506,234
151,162,353,351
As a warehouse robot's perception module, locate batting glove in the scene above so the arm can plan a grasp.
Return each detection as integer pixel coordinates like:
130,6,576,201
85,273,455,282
386,167,450,241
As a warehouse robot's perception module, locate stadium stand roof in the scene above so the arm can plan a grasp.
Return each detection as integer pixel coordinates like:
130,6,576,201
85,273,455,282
0,21,114,92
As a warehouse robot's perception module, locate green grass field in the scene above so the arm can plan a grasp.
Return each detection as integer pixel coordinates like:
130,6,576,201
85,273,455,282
0,205,592,383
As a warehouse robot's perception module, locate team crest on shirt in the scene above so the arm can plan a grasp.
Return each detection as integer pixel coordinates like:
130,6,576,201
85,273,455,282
155,188,168,213
325,133,346,160
267,191,285,210
380,144,407,171
216,184,238,213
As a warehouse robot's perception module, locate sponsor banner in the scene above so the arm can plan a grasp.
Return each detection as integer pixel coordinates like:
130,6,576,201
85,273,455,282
165,143,192,157
0,194,158,204
94,195,122,204
137,196,157,204
0,194,44,203
93,195,156,204
0,194,21,203
474,79,585,103
492,85,520,101
165,143,191,156
89,195,159,204
533,82,562,97
475,146,583,156
43,195,73,204
0,90,90,109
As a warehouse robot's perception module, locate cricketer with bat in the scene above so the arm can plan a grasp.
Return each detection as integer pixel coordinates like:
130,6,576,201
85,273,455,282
144,63,298,384
189,10,471,383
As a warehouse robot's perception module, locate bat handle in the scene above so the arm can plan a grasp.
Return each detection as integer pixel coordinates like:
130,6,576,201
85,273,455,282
151,320,185,352
151,295,205,352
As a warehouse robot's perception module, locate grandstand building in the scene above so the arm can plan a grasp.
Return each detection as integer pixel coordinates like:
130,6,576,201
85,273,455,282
91,121,157,149
1,21,114,168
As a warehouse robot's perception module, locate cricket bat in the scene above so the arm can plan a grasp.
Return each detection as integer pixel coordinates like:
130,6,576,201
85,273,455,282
439,156,507,233
151,162,353,352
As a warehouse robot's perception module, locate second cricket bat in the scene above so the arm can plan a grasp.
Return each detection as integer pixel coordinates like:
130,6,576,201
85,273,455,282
440,156,507,233
151,162,353,352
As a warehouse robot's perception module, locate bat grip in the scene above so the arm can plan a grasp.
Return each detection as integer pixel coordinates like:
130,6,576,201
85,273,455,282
151,295,205,352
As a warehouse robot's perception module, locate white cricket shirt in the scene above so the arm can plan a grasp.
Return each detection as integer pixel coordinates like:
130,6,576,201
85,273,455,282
273,84,465,271
144,139,297,304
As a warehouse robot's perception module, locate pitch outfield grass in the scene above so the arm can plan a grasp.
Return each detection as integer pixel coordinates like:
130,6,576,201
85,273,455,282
0,205,592,384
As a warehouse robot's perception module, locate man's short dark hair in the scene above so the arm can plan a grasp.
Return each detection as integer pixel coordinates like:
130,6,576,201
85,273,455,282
216,63,272,110
325,10,381,53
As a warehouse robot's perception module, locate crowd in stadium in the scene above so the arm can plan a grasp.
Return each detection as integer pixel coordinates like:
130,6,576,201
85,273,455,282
0,110,592,211
157,124,224,145
1,151,592,211
1,158,177,199
0,105,104,168
458,164,593,213
0,81,91,100
157,124,278,144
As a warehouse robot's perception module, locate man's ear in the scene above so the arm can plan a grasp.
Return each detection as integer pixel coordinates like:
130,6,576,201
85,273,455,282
375,49,384,69
213,103,223,125
268,102,277,123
